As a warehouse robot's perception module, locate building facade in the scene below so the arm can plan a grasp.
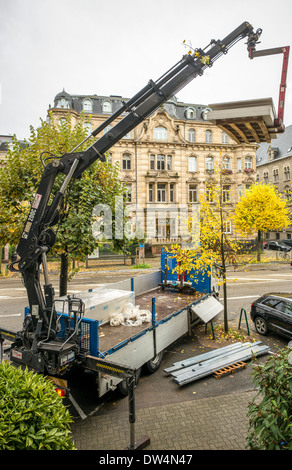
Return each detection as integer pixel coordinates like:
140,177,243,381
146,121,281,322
256,124,292,241
49,90,258,248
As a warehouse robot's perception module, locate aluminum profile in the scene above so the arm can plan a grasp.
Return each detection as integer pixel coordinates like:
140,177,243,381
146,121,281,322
166,341,270,386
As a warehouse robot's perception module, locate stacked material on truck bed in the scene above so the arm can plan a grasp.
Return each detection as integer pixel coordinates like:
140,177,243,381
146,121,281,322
207,98,278,144
164,341,270,386
55,288,134,325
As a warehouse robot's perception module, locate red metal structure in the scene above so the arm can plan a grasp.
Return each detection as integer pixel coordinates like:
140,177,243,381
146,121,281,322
248,28,290,131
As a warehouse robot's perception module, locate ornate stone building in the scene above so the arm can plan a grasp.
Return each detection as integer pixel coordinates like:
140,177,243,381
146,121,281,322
49,90,258,248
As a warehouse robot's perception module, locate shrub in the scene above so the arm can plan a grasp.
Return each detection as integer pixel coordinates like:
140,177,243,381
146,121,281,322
0,361,75,450
247,347,292,450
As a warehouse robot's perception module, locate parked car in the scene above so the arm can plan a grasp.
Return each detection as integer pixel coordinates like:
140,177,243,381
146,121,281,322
250,293,292,339
263,241,291,251
283,239,292,248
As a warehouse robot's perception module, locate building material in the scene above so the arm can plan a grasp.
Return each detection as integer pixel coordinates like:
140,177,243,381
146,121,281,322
173,343,270,386
164,341,246,375
207,98,278,143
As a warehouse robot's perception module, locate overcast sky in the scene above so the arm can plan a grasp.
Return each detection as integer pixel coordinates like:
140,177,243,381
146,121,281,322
1,0,292,140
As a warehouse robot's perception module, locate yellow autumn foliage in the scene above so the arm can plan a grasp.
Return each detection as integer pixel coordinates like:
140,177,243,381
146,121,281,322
234,182,290,235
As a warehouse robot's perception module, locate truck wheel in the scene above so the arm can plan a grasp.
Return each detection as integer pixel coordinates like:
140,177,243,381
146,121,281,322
117,367,141,397
144,350,164,374
254,316,269,335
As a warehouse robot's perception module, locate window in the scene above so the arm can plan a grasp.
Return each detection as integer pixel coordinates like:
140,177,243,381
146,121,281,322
188,156,197,172
123,131,131,139
149,184,154,202
83,122,92,135
188,128,196,143
205,130,212,143
103,124,112,135
224,221,232,234
122,153,131,170
102,101,112,113
238,184,242,199
150,155,155,170
185,107,196,119
284,166,291,180
206,156,214,171
57,98,70,109
237,158,242,172
245,156,252,169
126,184,132,202
170,184,175,202
167,155,172,171
273,168,279,183
222,185,231,203
264,171,269,184
189,185,198,203
154,127,167,140
83,99,92,112
157,184,167,202
223,157,230,169
157,154,165,170
222,132,229,144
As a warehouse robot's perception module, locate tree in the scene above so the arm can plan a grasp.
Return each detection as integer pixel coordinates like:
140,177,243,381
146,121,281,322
234,182,291,262
168,157,243,333
0,113,129,295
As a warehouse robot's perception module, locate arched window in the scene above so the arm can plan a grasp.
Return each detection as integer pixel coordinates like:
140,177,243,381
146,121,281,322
205,130,212,143
185,107,196,120
188,128,196,143
83,98,93,112
154,126,167,140
102,101,112,113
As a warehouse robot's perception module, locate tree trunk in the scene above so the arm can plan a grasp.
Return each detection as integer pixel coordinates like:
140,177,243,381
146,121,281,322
59,251,69,297
257,230,262,262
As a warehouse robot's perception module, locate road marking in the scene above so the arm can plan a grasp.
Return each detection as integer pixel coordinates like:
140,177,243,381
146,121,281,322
0,313,22,318
0,296,27,299
220,295,259,300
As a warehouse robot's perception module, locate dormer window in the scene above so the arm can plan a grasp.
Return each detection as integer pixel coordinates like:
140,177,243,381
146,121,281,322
185,107,196,120
102,101,112,113
83,99,93,112
57,98,70,109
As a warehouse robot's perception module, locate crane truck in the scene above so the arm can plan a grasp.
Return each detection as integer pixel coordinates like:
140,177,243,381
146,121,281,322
0,22,277,396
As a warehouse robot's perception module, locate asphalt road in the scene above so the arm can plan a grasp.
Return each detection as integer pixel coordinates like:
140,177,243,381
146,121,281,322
0,262,290,419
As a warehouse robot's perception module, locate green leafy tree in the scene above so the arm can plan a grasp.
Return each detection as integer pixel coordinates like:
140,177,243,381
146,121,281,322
234,182,291,261
0,113,129,294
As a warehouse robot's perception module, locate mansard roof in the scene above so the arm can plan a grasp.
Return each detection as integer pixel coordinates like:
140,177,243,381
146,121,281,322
52,91,210,122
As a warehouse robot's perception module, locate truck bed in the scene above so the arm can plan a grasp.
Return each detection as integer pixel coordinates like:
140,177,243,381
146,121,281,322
97,288,205,354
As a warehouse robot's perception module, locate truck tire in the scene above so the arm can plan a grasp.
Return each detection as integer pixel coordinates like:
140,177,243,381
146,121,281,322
117,367,141,397
144,350,164,374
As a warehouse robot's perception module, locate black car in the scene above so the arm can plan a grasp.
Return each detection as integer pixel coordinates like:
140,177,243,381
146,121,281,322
263,241,291,251
250,293,292,339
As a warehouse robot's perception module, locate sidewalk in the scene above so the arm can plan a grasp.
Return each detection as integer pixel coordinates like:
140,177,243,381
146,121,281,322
70,390,256,450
